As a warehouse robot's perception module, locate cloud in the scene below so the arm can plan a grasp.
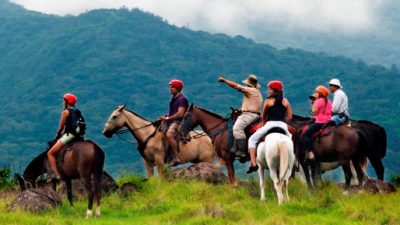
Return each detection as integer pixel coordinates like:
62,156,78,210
11,0,384,37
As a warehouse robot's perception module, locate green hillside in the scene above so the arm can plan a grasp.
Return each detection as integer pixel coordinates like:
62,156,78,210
0,0,399,177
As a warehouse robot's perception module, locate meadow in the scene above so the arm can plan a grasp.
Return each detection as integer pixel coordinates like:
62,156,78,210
0,175,398,225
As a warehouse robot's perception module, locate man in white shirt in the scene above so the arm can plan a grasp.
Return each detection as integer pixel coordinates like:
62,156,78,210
329,78,349,125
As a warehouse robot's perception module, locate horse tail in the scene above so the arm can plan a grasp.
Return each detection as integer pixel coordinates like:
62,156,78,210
92,141,105,199
356,130,368,159
279,136,291,181
377,126,387,159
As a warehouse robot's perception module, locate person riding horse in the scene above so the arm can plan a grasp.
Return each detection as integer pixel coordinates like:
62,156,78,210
247,80,293,173
301,85,332,160
47,93,84,180
329,78,349,126
217,74,263,158
158,79,189,166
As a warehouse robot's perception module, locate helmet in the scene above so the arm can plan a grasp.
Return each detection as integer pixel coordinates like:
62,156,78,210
315,85,329,97
169,79,184,90
268,80,283,91
63,93,77,105
329,78,342,88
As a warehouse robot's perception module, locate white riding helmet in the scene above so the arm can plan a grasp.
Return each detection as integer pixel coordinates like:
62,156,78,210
329,78,342,88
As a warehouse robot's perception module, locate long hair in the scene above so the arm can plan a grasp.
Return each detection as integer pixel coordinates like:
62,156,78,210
269,89,283,105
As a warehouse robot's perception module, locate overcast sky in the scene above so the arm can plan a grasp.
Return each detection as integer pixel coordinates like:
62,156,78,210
10,0,385,38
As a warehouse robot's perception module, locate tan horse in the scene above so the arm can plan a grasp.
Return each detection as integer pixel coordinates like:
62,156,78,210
103,105,217,178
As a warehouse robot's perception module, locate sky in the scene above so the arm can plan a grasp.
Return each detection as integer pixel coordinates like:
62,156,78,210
10,0,385,38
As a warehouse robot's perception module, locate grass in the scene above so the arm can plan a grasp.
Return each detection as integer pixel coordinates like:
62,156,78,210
0,176,399,225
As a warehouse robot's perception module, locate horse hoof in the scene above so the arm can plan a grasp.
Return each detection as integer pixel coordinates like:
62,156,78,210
260,197,266,202
95,207,101,217
86,209,93,218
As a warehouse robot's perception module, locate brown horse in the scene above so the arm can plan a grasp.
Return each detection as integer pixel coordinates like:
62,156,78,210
289,115,366,188
102,105,216,178
179,104,243,186
15,140,104,218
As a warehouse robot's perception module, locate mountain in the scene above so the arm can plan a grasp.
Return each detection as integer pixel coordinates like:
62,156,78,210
0,0,399,177
251,0,400,67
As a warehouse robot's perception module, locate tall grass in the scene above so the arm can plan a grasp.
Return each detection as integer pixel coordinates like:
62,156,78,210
0,176,399,225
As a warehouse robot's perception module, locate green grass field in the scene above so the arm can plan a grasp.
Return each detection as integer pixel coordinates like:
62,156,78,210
0,176,399,225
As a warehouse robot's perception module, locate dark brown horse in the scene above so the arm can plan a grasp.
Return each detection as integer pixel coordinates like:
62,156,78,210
15,140,104,218
350,120,386,180
179,104,251,187
289,115,367,188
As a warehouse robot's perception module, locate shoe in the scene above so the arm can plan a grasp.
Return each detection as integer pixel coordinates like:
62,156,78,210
246,165,259,174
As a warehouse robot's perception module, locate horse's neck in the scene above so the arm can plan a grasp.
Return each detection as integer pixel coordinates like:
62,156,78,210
195,109,227,136
123,110,156,143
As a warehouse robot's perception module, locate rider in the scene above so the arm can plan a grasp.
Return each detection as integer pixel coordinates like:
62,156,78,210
159,79,189,166
301,85,332,160
217,74,262,157
329,78,349,126
247,80,293,173
47,93,82,180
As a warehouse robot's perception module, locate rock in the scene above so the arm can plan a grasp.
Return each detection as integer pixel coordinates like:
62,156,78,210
171,162,229,184
8,188,61,212
119,182,138,197
363,179,396,194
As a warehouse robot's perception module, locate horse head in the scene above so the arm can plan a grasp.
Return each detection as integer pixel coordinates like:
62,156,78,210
103,104,127,138
179,104,200,136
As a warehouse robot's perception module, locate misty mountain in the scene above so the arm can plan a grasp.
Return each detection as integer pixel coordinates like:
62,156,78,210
0,0,398,177
251,0,400,67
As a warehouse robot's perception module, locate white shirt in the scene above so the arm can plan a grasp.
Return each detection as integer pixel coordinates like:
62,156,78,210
332,89,349,116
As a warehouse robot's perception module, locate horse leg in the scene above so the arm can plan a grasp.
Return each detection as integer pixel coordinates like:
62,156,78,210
284,179,289,202
351,158,364,187
83,177,94,218
65,179,73,207
154,154,165,179
258,165,265,201
225,156,237,187
144,159,154,178
341,160,352,188
301,161,313,188
368,157,385,181
270,169,282,205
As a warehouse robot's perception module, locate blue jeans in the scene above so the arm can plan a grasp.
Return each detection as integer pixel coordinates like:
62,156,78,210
332,114,347,126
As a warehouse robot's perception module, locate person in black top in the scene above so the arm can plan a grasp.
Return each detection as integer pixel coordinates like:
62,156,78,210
247,81,293,173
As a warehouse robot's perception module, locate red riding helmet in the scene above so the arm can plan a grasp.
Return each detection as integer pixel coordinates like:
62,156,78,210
315,85,329,97
268,80,283,91
169,79,184,90
63,93,77,105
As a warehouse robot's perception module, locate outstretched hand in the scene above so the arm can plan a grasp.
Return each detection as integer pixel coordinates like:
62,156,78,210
217,76,225,82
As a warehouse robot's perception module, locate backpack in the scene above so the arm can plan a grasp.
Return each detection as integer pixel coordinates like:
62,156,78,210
68,108,86,136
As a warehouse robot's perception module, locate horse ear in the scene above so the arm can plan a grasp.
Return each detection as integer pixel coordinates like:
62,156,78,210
15,173,27,191
189,104,194,110
118,104,126,111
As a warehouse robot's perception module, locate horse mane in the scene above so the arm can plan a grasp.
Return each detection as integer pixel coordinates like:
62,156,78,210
124,108,151,122
191,104,227,120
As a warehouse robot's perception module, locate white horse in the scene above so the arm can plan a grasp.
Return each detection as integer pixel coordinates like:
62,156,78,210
256,133,295,204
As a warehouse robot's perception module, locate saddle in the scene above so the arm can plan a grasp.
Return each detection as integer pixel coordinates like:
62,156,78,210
300,121,336,141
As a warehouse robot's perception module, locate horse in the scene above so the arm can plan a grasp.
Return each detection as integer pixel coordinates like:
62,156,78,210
102,105,216,178
257,133,295,204
350,120,386,180
179,104,247,186
288,115,366,188
15,140,104,218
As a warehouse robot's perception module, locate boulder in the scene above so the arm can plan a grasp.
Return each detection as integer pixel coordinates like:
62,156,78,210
119,182,138,197
8,188,61,212
363,179,396,194
171,162,228,184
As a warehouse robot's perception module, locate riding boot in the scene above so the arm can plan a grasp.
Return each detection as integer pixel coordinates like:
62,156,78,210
235,139,248,157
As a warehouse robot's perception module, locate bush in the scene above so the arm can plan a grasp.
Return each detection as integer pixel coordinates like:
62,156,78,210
390,174,400,187
0,167,17,189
